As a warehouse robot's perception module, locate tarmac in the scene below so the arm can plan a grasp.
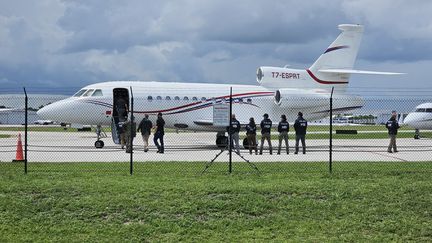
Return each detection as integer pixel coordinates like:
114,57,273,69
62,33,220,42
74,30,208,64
1,130,432,162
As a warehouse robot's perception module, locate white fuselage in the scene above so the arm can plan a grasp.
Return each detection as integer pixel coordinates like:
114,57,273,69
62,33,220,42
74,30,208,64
404,103,432,130
37,81,363,131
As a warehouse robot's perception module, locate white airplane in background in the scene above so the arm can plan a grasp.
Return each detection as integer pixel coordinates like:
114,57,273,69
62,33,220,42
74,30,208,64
403,103,432,139
37,24,403,148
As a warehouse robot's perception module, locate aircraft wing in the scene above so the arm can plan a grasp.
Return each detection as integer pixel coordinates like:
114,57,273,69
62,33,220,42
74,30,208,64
319,69,405,75
193,119,250,126
193,120,214,126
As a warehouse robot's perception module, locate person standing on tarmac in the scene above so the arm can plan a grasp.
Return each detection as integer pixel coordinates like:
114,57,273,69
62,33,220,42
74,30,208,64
294,112,307,154
386,110,400,153
124,118,136,153
227,114,241,154
277,114,289,155
137,114,153,152
246,117,258,155
153,112,165,153
259,113,273,155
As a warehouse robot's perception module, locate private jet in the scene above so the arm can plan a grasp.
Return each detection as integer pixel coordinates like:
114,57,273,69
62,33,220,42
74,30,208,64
403,103,432,139
37,24,403,148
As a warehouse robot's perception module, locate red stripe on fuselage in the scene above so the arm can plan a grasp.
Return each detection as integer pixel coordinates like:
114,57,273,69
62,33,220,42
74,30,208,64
306,69,348,84
136,91,274,114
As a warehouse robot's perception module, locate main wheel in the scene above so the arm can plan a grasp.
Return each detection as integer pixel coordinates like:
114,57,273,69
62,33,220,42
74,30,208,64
243,138,250,149
95,140,104,148
414,134,420,139
216,136,228,148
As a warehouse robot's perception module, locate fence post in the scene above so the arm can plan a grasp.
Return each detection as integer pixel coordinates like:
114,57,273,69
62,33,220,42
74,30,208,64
130,86,134,175
329,87,334,174
23,87,28,174
229,87,232,174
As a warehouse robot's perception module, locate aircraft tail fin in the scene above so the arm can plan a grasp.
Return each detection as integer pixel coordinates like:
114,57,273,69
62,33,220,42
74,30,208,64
310,24,364,72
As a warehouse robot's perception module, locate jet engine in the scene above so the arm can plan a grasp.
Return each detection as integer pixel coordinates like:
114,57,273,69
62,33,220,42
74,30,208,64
273,89,329,109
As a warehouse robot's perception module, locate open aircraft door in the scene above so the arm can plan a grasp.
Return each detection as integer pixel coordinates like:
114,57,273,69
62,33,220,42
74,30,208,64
112,88,130,145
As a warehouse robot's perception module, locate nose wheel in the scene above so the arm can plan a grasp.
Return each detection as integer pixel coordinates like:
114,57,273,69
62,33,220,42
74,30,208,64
95,140,104,148
94,124,106,148
95,140,105,148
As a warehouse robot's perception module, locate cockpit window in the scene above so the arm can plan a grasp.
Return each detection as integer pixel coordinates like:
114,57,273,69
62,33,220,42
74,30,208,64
92,89,103,96
73,89,87,97
82,89,94,97
427,108,432,113
416,108,426,112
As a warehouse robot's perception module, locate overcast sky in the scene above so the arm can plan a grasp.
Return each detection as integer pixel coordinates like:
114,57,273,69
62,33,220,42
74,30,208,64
0,0,431,96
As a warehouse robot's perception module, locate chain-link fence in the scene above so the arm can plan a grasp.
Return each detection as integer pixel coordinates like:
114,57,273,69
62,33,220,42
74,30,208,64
1,88,432,175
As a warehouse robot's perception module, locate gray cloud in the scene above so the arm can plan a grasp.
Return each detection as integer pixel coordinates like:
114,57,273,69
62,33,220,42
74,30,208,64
0,0,431,94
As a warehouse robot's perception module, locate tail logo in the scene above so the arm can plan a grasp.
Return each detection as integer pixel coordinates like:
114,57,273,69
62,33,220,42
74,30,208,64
324,45,349,54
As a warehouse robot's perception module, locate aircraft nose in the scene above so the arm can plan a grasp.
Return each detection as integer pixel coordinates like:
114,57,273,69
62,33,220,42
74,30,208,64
403,114,413,126
37,104,56,120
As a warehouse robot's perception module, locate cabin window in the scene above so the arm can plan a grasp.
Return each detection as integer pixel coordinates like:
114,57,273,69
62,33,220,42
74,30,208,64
73,89,87,97
156,96,162,100
165,96,171,100
82,89,94,97
427,108,432,113
92,89,103,96
174,96,180,100
246,98,252,103
201,97,206,101
147,96,153,101
183,96,189,101
192,97,198,101
238,98,243,103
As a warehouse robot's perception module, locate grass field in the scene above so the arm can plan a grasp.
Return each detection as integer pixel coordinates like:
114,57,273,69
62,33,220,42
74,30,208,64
1,162,432,242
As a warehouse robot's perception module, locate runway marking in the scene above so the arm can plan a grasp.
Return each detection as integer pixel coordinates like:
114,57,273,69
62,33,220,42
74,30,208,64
368,151,409,162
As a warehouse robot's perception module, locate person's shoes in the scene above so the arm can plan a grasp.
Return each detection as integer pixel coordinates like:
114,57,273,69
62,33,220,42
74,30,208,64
144,149,148,152
249,151,252,155
287,152,289,154
277,152,280,155
294,152,298,154
259,152,262,155
303,152,306,154
159,151,164,154
387,151,392,153
121,145,125,149
157,150,160,153
394,150,399,153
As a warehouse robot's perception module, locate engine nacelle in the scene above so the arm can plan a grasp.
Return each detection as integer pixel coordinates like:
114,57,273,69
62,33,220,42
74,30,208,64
257,66,302,88
274,89,329,109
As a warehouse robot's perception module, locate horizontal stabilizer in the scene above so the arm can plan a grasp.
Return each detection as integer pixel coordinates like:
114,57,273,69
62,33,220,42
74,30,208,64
319,69,405,75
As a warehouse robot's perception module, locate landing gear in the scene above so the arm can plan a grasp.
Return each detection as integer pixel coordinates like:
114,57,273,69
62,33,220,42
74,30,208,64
414,129,420,139
95,140,104,148
94,125,106,148
216,132,228,148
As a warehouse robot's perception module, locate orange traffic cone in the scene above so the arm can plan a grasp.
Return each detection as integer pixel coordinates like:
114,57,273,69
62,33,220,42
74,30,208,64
12,133,24,162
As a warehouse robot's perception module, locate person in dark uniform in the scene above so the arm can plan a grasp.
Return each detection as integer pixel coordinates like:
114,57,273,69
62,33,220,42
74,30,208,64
124,118,136,153
227,114,241,154
115,97,128,122
259,113,273,155
277,114,289,154
386,111,400,153
294,112,307,154
245,117,258,155
137,114,153,152
153,112,165,153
